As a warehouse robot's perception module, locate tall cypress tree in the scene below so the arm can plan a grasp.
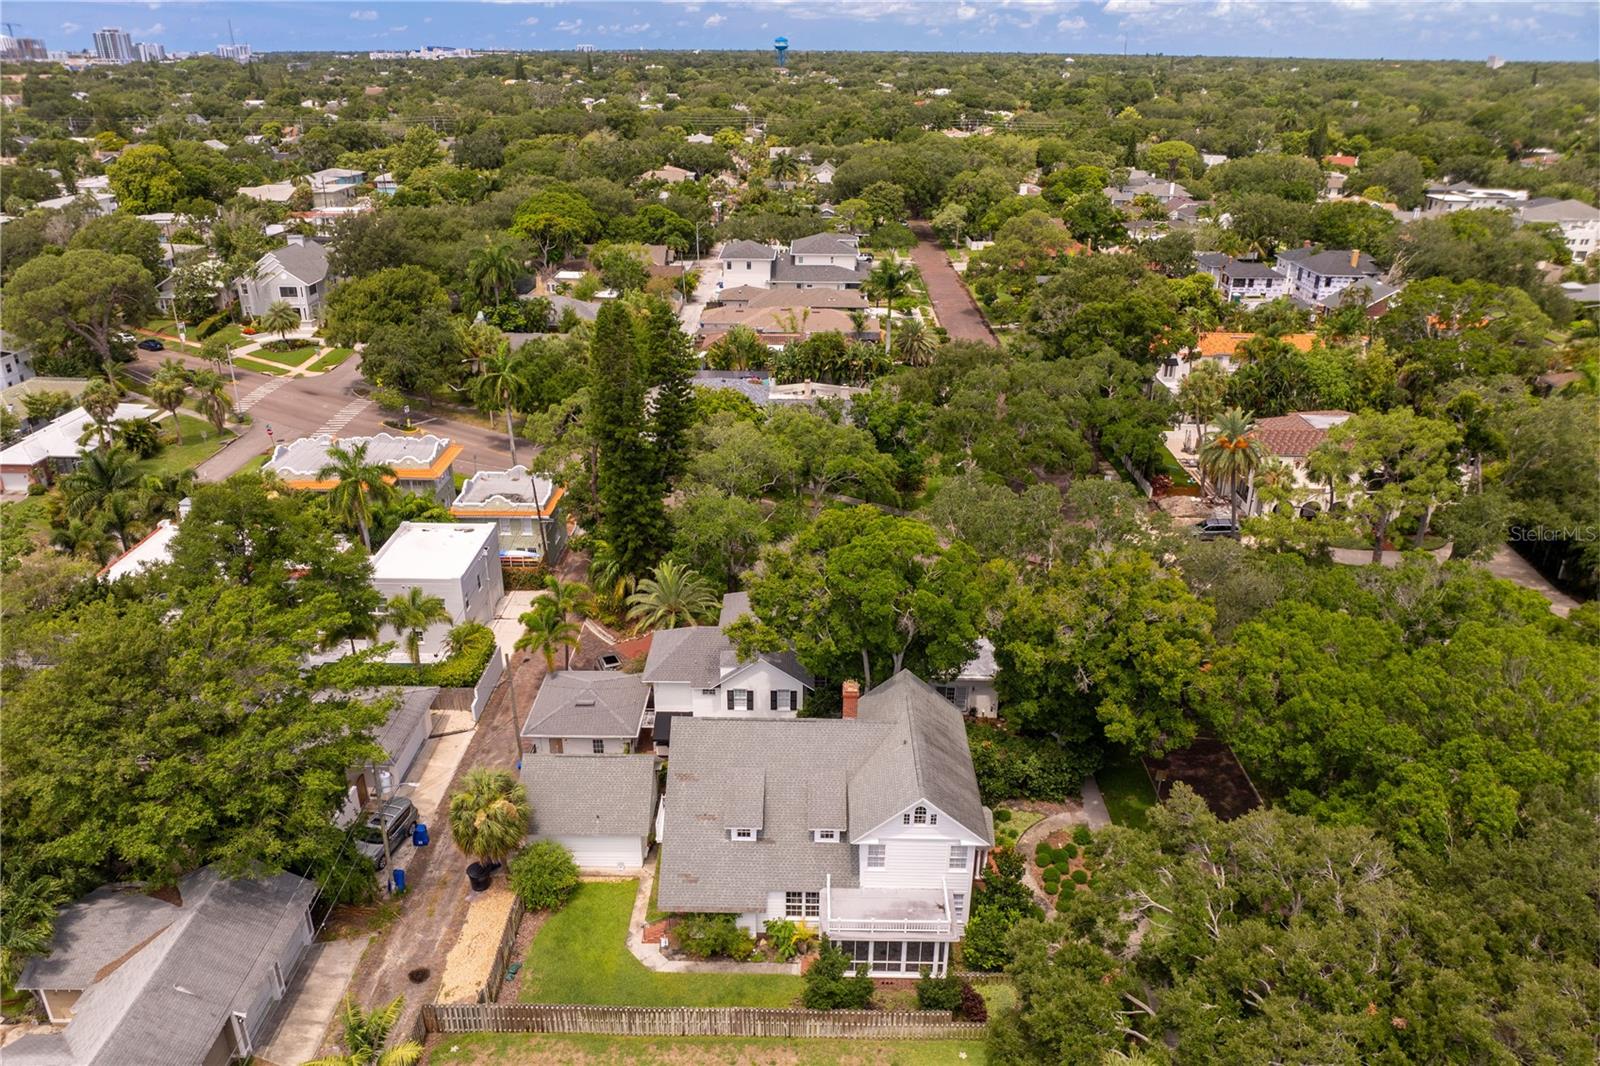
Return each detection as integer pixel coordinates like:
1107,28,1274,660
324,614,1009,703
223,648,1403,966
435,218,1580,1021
589,302,668,577
638,297,696,486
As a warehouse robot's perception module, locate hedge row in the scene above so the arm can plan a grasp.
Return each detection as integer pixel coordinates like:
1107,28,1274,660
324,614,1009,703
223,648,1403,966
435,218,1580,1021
334,627,498,689
966,722,1099,805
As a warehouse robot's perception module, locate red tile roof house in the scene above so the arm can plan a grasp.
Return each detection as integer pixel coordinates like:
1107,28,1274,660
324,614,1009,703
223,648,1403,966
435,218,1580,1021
1250,410,1355,504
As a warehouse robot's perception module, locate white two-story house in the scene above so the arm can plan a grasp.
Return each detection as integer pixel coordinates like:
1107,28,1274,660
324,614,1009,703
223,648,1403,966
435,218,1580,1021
716,234,869,292
234,236,331,323
641,592,814,745
658,672,992,976
1515,198,1600,262
1275,248,1383,310
1200,255,1291,307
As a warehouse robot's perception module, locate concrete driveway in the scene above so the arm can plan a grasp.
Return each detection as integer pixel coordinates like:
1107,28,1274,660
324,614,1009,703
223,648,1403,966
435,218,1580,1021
252,938,369,1066
908,221,1000,346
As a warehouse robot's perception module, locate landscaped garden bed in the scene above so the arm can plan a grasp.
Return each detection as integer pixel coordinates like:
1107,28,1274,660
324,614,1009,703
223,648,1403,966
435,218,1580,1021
1032,825,1096,913
991,806,1044,849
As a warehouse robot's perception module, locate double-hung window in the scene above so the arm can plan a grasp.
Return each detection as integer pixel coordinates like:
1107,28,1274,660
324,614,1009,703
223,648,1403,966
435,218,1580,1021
865,844,885,869
770,689,797,712
726,689,753,712
948,846,967,871
784,891,820,918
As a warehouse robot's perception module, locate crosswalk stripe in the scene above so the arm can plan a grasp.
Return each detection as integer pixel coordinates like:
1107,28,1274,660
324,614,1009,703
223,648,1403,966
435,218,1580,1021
236,377,288,413
315,398,372,436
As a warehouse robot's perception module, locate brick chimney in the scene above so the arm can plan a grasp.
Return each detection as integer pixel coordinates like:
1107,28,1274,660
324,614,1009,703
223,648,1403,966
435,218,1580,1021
841,680,860,719
1350,248,1360,269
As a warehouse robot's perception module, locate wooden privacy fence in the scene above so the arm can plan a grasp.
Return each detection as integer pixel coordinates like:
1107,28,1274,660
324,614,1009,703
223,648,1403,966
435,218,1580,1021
422,1003,987,1039
476,897,526,1004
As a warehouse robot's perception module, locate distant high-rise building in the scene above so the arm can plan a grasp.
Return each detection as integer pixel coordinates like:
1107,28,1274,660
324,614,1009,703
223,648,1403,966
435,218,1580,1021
0,36,49,61
92,27,135,64
214,42,252,63
136,41,166,62
1486,55,1506,70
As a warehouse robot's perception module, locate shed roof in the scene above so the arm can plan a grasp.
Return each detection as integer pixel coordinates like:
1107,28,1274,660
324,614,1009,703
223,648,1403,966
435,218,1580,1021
521,754,658,838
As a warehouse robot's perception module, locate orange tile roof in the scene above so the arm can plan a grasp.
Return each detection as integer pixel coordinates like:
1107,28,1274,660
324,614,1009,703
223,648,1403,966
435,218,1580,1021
1192,331,1316,358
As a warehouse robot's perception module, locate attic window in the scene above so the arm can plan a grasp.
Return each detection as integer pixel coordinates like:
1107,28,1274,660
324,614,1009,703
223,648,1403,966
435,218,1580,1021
908,806,930,825
813,829,840,843
728,828,758,842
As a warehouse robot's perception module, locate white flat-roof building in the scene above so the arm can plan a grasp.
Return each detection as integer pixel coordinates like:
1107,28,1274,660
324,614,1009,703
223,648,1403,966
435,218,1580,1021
451,466,569,562
0,403,156,492
265,432,460,504
369,522,505,662
99,520,181,582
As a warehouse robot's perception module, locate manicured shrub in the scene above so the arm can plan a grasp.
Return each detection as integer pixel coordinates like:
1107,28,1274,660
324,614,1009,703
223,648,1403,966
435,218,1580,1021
508,841,580,912
915,967,963,1011
1072,825,1094,846
762,918,816,962
994,808,1013,823
1071,869,1089,885
803,939,874,1009
324,624,497,689
678,913,755,960
1034,843,1054,866
1060,842,1078,860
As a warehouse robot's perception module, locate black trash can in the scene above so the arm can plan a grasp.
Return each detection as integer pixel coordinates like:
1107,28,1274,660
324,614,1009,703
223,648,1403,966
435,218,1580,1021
466,862,491,892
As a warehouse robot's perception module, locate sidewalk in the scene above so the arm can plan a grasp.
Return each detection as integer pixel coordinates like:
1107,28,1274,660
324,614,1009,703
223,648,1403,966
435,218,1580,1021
1481,545,1579,617
624,852,800,975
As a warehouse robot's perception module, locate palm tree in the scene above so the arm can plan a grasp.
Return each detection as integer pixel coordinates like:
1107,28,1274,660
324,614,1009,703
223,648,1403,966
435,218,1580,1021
258,299,301,345
587,539,635,615
80,379,122,450
1198,408,1263,530
1305,438,1355,513
514,598,580,672
626,560,719,630
455,318,503,377
448,768,529,870
188,369,232,436
139,469,198,522
304,995,423,1066
472,345,528,466
61,446,141,519
383,586,451,665
1177,361,1228,454
149,362,190,444
543,575,592,623
113,417,163,458
0,874,66,990
893,317,937,366
317,441,396,551
50,518,116,564
865,258,914,355
769,151,802,186
467,239,520,308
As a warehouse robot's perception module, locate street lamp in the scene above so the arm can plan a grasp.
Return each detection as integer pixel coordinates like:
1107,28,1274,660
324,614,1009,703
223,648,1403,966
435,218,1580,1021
224,343,241,412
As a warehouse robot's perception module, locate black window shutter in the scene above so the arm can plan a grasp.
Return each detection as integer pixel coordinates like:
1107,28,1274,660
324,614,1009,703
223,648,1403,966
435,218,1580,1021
727,689,735,710
770,690,778,711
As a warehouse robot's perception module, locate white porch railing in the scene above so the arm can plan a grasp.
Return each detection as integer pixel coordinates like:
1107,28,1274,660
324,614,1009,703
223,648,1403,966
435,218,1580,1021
822,875,955,938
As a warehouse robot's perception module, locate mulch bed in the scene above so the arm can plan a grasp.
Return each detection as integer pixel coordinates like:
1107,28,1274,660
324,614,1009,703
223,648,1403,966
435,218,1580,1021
1143,735,1262,820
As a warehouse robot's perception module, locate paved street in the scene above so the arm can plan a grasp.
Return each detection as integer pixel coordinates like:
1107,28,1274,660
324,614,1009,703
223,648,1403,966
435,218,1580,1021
908,221,1000,347
129,349,517,481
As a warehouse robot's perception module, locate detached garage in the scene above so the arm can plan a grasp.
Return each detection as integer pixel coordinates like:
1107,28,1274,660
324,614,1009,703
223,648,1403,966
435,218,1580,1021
520,754,658,870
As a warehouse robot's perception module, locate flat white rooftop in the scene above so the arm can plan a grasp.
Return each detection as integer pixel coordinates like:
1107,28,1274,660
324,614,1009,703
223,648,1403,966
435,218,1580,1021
370,521,495,581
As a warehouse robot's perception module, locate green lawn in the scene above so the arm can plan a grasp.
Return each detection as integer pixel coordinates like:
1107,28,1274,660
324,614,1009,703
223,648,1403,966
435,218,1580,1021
138,416,233,477
519,881,802,1008
1096,754,1156,830
242,343,319,367
426,1033,988,1065
308,348,357,373
977,981,1016,1017
992,808,1044,850
1156,446,1198,488
205,323,252,348
233,356,292,376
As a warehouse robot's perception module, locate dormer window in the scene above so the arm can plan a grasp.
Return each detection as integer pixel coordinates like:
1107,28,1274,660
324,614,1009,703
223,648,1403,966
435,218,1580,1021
903,805,935,826
728,827,758,842
813,829,840,843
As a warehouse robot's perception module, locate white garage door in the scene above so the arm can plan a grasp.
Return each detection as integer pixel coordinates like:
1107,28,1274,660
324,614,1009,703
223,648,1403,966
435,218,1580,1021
552,835,644,871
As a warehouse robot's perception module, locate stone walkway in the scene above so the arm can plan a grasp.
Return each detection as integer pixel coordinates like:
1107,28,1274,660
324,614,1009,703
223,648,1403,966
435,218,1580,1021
624,852,800,975
1010,781,1112,907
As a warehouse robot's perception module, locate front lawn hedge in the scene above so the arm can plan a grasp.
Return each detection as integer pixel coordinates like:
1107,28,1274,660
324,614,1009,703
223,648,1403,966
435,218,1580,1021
966,721,1098,803
324,624,498,689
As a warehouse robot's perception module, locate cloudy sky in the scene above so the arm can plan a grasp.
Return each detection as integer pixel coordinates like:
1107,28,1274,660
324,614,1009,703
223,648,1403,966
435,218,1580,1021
15,1,1600,62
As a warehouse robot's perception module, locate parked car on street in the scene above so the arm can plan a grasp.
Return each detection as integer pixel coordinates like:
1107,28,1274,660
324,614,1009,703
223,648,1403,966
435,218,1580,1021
136,339,165,351
1195,515,1241,540
354,797,418,870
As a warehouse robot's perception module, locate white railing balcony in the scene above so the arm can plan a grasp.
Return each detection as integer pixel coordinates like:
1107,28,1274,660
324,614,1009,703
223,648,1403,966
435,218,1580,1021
822,877,954,938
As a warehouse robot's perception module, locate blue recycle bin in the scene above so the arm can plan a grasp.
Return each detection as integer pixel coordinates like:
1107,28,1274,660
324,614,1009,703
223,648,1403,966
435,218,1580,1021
391,868,407,894
412,823,430,847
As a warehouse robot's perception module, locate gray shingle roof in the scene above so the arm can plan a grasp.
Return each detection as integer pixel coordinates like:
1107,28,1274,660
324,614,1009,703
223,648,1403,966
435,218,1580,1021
641,627,731,687
720,239,777,260
771,253,868,286
1218,258,1280,279
265,240,329,285
657,671,989,913
17,890,177,991
522,754,658,837
521,671,649,740
789,233,858,256
1291,249,1379,277
9,868,315,1066
718,591,751,628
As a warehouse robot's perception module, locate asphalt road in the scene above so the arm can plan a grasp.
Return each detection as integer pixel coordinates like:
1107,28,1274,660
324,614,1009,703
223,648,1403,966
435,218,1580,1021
129,349,518,481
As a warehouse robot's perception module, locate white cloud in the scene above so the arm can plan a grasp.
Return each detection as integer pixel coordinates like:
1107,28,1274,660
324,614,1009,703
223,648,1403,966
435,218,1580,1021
132,22,166,36
389,25,408,33
555,18,583,32
625,22,651,32
957,4,978,18
1057,15,1086,29
704,13,726,25
61,21,80,34
522,16,539,25
350,9,378,21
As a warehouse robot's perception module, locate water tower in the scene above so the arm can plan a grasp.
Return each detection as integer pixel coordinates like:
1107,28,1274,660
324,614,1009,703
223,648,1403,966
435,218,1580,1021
773,36,788,67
